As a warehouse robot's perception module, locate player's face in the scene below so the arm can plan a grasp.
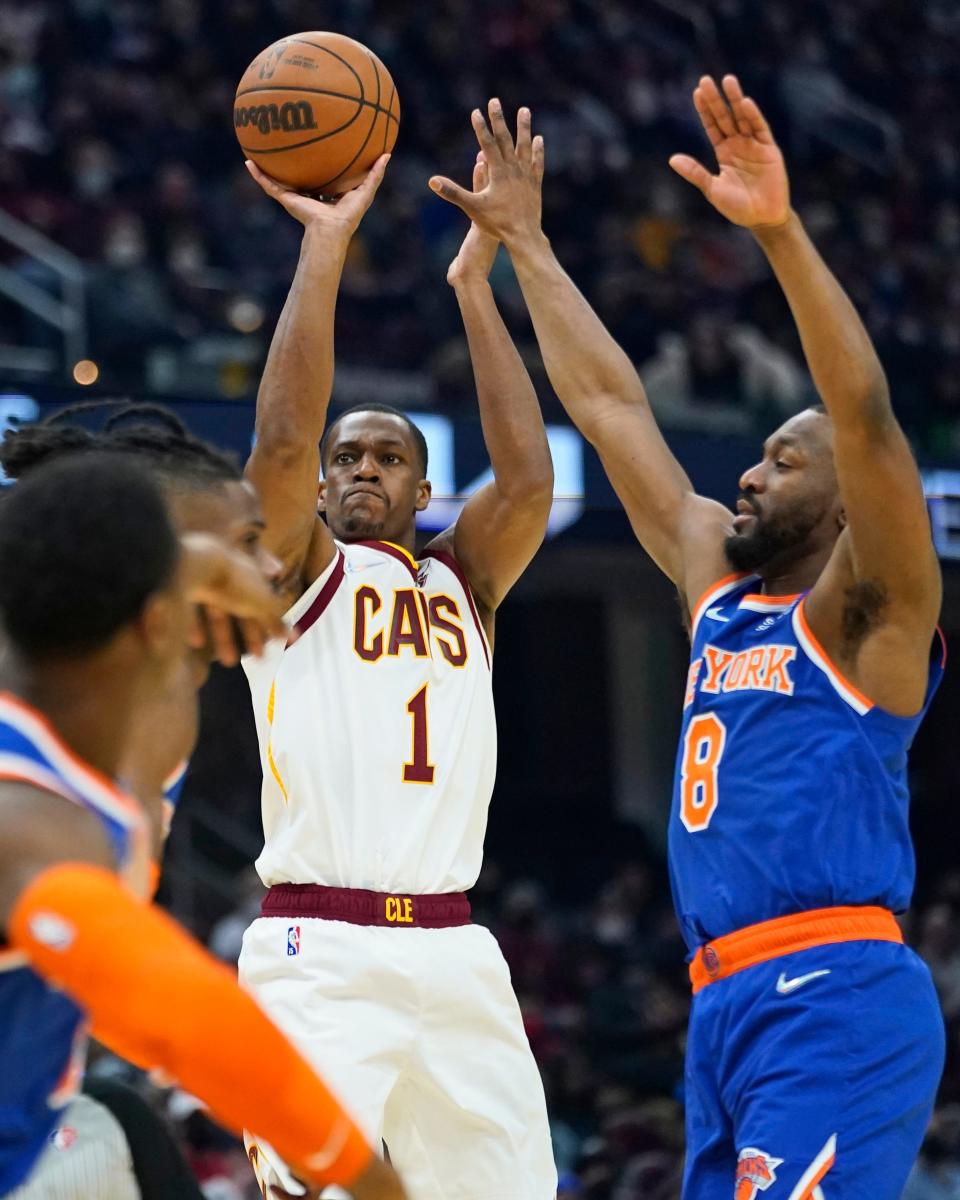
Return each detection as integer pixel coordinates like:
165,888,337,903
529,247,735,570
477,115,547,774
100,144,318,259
169,480,280,580
167,480,281,674
725,410,843,574
319,413,431,542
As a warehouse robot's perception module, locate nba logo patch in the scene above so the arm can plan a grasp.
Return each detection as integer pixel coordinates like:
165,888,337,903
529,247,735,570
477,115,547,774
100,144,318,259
735,1147,783,1198
286,925,300,956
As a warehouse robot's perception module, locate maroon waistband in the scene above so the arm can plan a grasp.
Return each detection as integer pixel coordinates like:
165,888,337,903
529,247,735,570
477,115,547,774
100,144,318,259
261,884,472,929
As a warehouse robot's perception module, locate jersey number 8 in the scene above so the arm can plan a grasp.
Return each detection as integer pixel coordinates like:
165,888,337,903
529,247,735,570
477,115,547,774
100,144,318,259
680,713,727,832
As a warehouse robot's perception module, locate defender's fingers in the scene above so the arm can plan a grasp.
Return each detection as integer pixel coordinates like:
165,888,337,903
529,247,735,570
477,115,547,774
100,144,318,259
240,617,265,659
204,606,240,667
698,75,737,139
470,108,498,158
668,153,715,196
720,75,754,138
487,98,515,159
734,91,774,143
692,87,725,148
532,134,545,182
516,106,533,162
429,174,482,217
472,157,489,191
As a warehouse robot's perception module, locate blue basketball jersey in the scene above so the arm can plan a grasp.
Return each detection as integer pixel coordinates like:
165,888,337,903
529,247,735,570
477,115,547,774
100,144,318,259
669,574,945,953
0,693,145,1195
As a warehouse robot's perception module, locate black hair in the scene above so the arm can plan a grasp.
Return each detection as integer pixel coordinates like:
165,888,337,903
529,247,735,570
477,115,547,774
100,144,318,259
319,403,429,477
0,453,179,659
0,400,241,492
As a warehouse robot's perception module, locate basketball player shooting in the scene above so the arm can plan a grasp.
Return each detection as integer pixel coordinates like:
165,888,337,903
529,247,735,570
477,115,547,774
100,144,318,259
239,133,557,1198
430,84,945,1197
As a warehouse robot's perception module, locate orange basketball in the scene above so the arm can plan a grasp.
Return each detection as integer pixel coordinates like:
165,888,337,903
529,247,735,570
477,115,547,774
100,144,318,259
234,32,399,194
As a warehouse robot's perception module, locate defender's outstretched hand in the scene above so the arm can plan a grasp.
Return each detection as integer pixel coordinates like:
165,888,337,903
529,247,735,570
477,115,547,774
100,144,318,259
669,75,790,229
430,101,544,248
446,156,500,287
246,154,390,237
181,532,288,665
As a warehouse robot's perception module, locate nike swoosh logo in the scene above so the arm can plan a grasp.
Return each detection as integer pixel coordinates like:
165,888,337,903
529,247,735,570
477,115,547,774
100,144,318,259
705,606,730,622
776,969,831,995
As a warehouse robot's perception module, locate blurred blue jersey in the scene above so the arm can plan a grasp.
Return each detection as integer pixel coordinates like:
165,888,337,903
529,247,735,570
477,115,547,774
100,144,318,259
669,574,944,952
0,693,142,1195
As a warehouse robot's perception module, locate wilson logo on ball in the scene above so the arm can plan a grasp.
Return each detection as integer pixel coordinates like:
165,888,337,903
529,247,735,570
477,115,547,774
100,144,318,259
234,101,318,135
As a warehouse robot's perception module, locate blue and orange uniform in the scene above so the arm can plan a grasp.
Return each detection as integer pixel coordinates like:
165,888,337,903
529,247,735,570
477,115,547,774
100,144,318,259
0,693,146,1195
671,575,945,1200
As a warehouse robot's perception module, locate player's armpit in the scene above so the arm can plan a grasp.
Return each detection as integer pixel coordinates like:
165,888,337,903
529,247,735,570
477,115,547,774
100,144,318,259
9,864,374,1193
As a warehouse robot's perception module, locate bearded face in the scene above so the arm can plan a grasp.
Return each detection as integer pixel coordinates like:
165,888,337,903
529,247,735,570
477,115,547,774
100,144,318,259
725,410,842,576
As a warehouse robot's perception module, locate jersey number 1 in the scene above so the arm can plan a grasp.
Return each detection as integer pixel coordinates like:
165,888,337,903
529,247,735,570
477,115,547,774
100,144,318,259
403,684,435,784
680,713,726,832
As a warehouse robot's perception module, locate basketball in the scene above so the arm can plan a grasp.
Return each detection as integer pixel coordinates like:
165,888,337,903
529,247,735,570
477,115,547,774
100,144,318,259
234,32,399,194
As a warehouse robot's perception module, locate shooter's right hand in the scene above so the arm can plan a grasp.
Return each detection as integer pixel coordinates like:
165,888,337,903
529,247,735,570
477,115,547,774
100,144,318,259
246,154,390,241
429,100,544,250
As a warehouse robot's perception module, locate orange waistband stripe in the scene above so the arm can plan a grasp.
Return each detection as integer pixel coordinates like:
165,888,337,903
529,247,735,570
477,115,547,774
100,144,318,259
689,905,902,994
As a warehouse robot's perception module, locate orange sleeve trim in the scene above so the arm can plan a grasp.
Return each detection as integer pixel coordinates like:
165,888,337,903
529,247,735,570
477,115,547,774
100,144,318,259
795,598,873,711
9,864,372,1189
740,592,803,605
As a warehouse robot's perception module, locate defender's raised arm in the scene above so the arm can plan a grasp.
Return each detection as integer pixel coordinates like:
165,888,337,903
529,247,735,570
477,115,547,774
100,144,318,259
429,103,731,606
244,157,389,601
672,75,940,712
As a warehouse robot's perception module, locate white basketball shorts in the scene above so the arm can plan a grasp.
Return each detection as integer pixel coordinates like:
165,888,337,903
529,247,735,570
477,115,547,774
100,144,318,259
239,916,557,1200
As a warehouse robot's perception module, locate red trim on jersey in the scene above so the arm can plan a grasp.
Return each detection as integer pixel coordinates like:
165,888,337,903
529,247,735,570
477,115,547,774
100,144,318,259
354,540,420,582
421,547,491,668
936,625,948,668
291,551,345,639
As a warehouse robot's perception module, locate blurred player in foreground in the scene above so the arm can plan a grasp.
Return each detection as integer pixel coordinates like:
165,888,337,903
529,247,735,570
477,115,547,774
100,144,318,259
1,403,280,1199
239,147,557,1196
1,401,283,850
0,455,405,1200
431,85,944,1197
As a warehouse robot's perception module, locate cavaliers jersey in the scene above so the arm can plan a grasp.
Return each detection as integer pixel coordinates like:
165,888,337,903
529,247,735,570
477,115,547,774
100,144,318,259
242,540,496,894
669,574,944,952
0,694,147,1195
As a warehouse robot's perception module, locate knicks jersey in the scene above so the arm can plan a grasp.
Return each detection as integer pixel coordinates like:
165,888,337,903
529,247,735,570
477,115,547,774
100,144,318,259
669,574,944,952
0,693,146,1195
243,540,496,894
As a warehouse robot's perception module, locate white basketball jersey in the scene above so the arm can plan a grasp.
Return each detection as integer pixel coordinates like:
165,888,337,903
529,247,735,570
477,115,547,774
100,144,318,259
243,539,496,894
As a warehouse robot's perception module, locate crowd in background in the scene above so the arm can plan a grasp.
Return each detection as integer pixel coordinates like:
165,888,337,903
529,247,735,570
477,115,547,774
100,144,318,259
0,0,959,449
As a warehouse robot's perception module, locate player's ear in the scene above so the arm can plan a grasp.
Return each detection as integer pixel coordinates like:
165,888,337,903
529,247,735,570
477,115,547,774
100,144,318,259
837,506,847,531
416,479,432,512
317,479,327,514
